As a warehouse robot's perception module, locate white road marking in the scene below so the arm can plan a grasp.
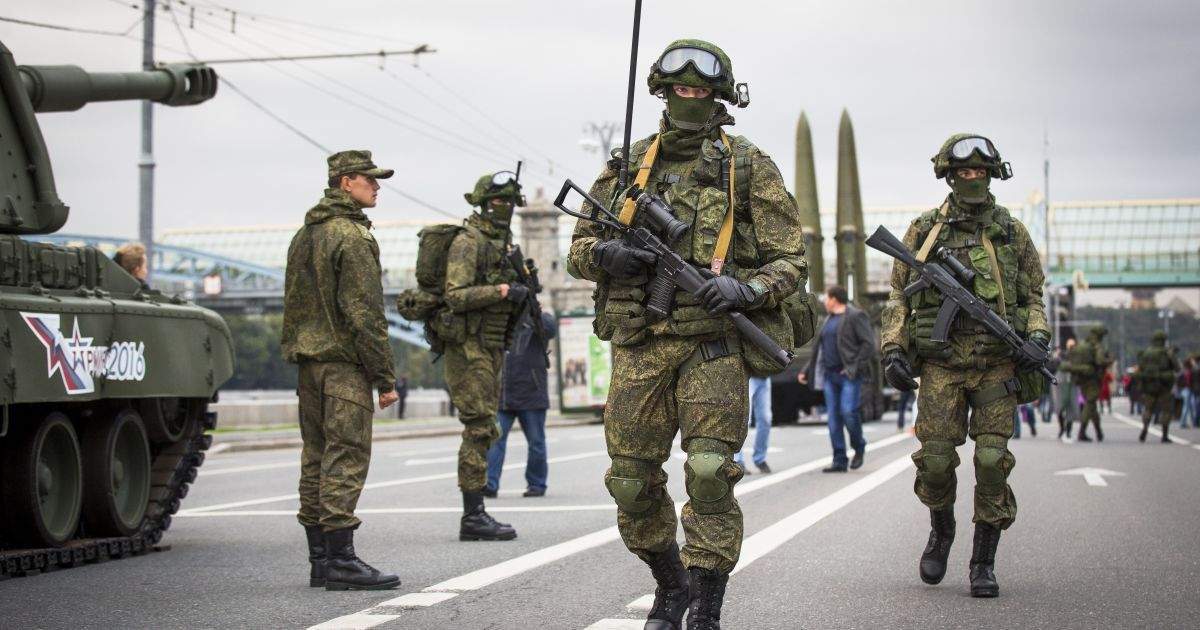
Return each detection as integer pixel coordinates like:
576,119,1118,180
206,442,231,455
177,504,616,518
1112,412,1195,445
198,461,298,477
626,594,654,612
376,591,458,608
305,431,915,630
182,450,607,514
307,613,400,630
1055,467,1126,487
584,620,644,630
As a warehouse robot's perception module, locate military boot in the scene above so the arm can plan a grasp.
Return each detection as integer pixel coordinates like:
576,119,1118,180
323,527,401,591
460,491,517,541
685,568,729,630
1076,423,1092,442
1095,421,1104,442
968,523,1001,598
641,543,690,630
1161,423,1171,443
304,525,326,587
1139,420,1149,442
919,509,956,585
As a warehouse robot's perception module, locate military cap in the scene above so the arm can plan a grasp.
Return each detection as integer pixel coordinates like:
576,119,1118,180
327,150,394,180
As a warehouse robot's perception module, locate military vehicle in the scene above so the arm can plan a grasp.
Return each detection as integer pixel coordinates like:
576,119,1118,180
0,40,232,577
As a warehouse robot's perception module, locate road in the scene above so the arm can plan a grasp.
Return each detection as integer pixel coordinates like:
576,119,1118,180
2,405,1198,629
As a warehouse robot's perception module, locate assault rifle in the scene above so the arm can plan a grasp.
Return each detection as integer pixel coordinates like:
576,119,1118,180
864,225,1056,383
554,180,793,370
506,243,548,357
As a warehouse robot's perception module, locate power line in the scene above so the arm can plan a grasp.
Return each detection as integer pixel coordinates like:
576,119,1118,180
0,14,144,37
169,46,434,65
178,0,419,45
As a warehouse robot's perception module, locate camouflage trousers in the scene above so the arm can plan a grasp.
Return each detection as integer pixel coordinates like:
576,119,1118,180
1142,391,1174,429
1077,383,1102,435
604,334,748,574
912,362,1018,530
444,341,502,492
297,361,374,531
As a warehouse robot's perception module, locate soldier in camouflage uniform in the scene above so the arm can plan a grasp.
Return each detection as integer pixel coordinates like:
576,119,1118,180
281,150,400,591
1063,326,1112,442
439,172,527,541
880,134,1049,599
1136,331,1178,442
567,40,805,630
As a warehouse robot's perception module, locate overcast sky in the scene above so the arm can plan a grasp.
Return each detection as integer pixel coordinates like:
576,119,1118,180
3,0,1199,238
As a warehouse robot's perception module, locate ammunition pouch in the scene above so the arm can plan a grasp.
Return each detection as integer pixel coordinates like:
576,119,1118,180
968,377,1020,409
910,306,951,361
1014,369,1046,405
742,301,793,378
429,308,467,348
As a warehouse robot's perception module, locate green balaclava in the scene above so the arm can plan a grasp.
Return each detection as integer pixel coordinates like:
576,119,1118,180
664,68,718,130
949,171,991,205
464,173,523,231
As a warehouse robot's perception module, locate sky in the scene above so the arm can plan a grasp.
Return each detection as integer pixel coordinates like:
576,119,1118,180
3,0,1199,241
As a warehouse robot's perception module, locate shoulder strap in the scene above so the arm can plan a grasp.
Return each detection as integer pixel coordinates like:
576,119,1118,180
914,201,949,263
711,130,738,274
618,136,661,225
979,232,1007,318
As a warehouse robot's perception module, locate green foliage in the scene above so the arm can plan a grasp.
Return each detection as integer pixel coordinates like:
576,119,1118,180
1074,305,1199,369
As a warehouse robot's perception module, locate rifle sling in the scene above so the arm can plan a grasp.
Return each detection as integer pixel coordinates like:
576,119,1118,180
618,136,661,225
979,232,1007,319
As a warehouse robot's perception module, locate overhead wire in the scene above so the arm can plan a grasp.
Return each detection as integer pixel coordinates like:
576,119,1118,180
177,0,418,46
0,14,144,37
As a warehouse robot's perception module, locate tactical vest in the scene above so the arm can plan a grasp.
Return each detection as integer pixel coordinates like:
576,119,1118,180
1065,340,1104,386
1136,346,1174,395
426,220,519,351
905,203,1031,367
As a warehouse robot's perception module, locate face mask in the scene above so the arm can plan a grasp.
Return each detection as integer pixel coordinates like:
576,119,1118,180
485,200,515,228
950,174,990,205
665,91,716,130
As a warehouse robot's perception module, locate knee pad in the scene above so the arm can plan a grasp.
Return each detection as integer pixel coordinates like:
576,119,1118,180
974,434,1013,487
684,438,740,515
913,439,959,488
605,456,657,514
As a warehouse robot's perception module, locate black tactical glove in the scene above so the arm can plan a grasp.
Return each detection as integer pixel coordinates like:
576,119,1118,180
882,349,919,392
697,275,759,315
1016,332,1051,373
592,239,657,279
505,282,530,304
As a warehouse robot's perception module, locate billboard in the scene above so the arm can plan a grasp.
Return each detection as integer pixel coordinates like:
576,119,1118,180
556,314,611,413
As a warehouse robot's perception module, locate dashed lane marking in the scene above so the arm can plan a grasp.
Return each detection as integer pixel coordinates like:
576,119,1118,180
181,450,607,514
198,461,298,477
177,504,616,518
308,613,400,630
1112,412,1195,445
304,432,914,630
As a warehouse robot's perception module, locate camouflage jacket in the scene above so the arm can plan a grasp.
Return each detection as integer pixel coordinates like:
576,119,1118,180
1135,344,1178,393
880,194,1049,370
566,125,806,345
442,213,519,348
281,188,395,393
1062,339,1110,386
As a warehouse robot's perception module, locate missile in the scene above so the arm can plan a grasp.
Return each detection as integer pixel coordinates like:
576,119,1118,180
794,111,824,293
836,108,868,303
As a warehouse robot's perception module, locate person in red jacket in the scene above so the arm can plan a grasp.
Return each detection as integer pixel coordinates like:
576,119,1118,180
1099,367,1114,414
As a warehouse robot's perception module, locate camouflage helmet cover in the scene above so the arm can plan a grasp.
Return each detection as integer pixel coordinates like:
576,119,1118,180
1088,324,1109,339
931,133,1011,180
1152,330,1167,343
464,173,525,207
647,39,737,103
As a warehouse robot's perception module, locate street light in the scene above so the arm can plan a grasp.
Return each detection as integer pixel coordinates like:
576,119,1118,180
1158,308,1175,341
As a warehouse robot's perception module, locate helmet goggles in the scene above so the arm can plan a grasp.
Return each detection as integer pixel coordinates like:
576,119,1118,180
486,171,525,207
949,136,999,162
656,46,725,80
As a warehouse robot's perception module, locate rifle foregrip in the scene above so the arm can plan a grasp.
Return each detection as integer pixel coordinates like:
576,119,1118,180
729,312,793,368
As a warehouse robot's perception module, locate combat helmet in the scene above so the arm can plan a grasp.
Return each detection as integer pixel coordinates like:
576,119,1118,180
1152,330,1167,344
464,170,526,208
647,39,749,107
932,133,1013,180
1088,325,1109,340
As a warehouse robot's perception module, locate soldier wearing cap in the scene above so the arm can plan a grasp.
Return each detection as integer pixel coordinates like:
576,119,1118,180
281,150,400,591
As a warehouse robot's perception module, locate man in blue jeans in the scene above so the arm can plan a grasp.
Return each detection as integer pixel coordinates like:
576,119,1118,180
735,377,773,474
485,311,557,498
802,285,877,473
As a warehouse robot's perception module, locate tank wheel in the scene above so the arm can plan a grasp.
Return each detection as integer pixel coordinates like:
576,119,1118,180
82,409,152,537
1,412,83,547
139,398,193,444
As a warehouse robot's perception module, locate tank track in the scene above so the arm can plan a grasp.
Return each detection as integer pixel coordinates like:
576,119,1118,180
0,405,216,579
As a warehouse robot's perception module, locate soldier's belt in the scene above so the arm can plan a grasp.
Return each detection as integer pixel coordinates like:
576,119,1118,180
969,377,1020,408
680,336,742,376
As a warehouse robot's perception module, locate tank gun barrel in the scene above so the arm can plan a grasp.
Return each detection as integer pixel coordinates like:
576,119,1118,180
17,63,218,112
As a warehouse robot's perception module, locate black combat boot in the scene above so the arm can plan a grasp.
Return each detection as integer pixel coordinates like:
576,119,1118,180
323,527,401,591
1139,420,1149,442
1095,421,1104,442
685,568,729,630
460,491,517,541
1076,422,1092,442
1161,423,1171,443
641,543,690,630
968,523,1002,598
919,509,956,585
304,525,326,587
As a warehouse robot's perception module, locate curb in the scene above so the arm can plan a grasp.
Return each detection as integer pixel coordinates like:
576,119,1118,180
211,416,601,454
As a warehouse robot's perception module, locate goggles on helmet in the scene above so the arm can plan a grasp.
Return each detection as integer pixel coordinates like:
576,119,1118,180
490,171,518,189
949,136,999,162
656,47,724,79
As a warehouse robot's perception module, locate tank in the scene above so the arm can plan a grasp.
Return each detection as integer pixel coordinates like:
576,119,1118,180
0,40,232,577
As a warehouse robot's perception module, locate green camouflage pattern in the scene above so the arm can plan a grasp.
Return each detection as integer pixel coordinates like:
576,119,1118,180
296,361,375,531
911,362,1018,529
281,188,396,394
1141,392,1175,431
326,149,393,180
880,195,1046,531
1138,337,1179,430
1062,330,1111,435
440,212,519,491
604,334,749,572
647,39,737,103
931,133,1004,179
464,173,525,207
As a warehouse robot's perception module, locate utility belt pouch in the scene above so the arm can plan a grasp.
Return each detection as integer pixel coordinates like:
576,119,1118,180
742,301,793,378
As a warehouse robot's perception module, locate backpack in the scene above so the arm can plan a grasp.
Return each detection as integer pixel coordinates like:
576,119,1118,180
396,223,481,353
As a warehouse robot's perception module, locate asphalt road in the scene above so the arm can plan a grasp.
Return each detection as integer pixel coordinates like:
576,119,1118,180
2,403,1199,629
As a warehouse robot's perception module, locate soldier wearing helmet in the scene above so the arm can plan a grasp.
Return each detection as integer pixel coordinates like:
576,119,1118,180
567,39,805,629
879,134,1049,599
1063,325,1114,442
1135,330,1179,442
439,171,528,542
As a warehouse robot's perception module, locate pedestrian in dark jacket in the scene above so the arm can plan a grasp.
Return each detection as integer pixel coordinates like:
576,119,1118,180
801,285,877,472
485,311,557,497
